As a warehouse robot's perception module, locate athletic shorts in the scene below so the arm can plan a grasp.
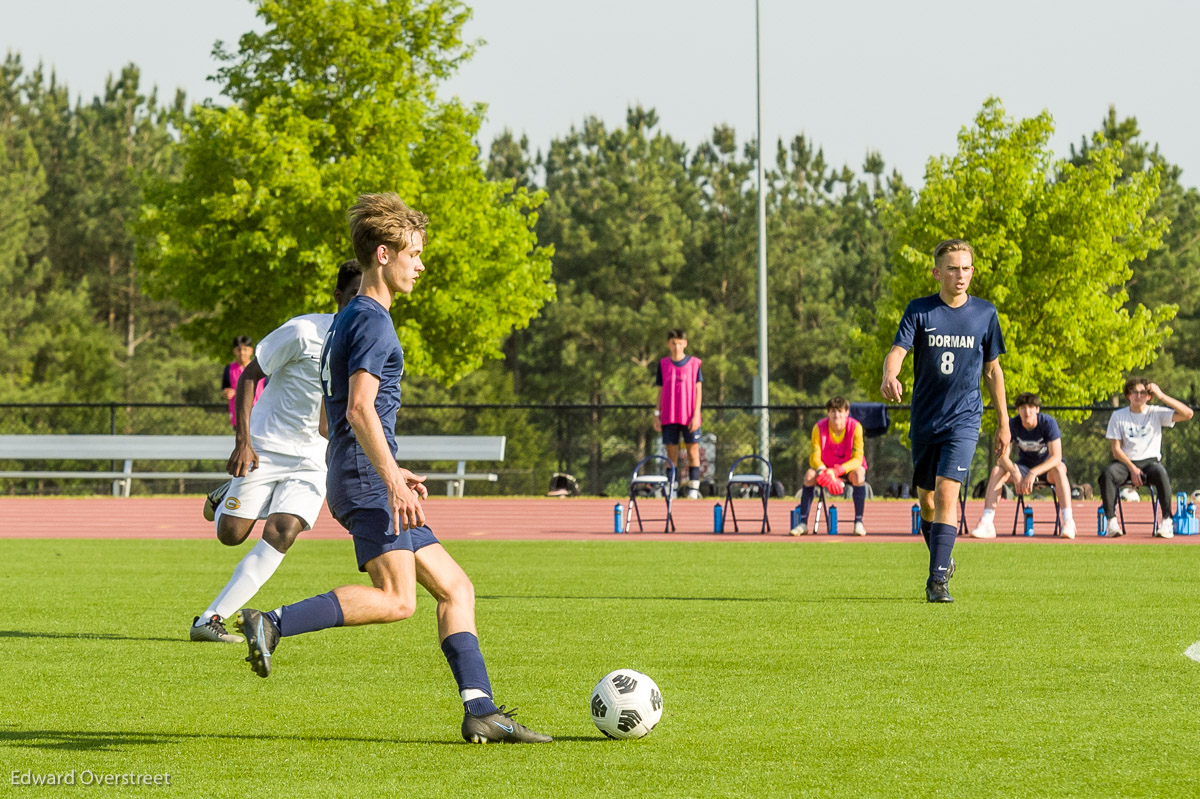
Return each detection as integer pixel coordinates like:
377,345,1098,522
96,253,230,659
662,424,702,446
217,450,326,530
910,436,978,493
330,503,440,572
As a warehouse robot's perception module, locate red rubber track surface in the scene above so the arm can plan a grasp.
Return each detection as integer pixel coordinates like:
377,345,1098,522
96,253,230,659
0,496,1190,544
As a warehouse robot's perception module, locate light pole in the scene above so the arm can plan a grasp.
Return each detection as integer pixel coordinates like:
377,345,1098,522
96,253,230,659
755,0,770,464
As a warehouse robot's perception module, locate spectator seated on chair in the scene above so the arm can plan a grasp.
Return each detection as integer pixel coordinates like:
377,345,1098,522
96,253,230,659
790,396,869,537
970,391,1076,540
1098,377,1193,539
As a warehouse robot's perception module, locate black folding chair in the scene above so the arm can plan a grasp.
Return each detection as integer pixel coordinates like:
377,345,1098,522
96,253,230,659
1011,478,1061,536
627,455,676,533
723,455,772,534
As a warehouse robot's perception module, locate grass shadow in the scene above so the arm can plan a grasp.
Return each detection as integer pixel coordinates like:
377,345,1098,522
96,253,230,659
0,630,179,643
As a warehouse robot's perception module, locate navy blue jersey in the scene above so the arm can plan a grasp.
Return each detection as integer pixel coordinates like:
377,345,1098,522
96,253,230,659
1010,413,1061,468
320,295,404,509
894,294,1005,442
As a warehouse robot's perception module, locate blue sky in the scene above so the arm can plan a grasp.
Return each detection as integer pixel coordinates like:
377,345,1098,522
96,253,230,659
6,0,1199,187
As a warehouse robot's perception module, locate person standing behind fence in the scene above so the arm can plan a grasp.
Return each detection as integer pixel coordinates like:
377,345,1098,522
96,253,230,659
222,335,265,429
654,328,704,499
791,396,869,536
881,239,1008,603
970,391,1076,540
1099,377,1193,538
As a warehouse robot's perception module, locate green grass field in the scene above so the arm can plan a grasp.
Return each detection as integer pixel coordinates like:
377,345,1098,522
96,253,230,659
4,538,1200,797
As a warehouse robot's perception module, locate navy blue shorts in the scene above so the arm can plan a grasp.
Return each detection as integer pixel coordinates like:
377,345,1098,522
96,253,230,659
911,437,978,492
330,504,440,572
662,424,701,446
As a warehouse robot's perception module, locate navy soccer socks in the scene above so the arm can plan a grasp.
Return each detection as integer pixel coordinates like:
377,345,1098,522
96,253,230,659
269,591,344,637
442,631,499,716
919,518,932,548
928,522,956,585
852,485,866,522
798,486,815,523
688,466,700,482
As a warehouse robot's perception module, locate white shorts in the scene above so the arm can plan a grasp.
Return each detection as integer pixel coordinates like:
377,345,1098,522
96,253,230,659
216,450,327,530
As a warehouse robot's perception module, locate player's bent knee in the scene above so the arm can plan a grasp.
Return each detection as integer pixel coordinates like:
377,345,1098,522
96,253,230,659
216,518,252,546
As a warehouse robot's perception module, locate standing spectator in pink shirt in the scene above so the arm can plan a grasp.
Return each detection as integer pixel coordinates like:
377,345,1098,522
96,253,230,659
653,329,703,499
222,335,265,429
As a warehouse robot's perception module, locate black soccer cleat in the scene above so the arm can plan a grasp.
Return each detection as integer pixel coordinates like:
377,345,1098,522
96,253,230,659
462,706,552,744
203,481,231,522
235,608,280,678
190,614,243,643
925,580,954,603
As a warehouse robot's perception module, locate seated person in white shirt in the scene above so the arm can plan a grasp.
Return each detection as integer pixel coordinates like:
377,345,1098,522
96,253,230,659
1099,377,1193,538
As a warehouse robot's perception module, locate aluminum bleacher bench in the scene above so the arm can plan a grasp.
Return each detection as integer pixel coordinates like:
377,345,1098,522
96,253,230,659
0,434,505,498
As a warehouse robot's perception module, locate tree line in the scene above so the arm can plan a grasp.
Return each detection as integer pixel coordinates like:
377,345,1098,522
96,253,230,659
3,0,1198,435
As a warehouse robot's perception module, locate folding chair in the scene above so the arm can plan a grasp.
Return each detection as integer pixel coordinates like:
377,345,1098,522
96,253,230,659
627,455,676,533
811,478,873,534
723,455,772,534
1010,478,1061,536
1115,481,1159,534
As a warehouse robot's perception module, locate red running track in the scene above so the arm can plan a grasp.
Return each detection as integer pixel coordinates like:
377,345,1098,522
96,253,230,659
0,496,1190,544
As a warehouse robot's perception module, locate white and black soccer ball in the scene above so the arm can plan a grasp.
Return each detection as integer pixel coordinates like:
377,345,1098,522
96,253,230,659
590,669,663,740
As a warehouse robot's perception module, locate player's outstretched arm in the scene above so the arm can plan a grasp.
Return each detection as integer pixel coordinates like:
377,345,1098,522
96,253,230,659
347,369,425,531
982,358,1010,459
226,359,266,477
880,346,908,402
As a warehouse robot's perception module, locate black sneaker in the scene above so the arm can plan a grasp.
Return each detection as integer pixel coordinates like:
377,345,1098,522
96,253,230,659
203,481,231,522
190,614,243,643
235,608,280,678
462,706,552,744
925,580,954,603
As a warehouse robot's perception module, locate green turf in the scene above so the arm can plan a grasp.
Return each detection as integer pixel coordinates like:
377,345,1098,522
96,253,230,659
3,538,1200,797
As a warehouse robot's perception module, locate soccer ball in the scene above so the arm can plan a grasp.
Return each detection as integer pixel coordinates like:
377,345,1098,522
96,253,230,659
590,669,663,739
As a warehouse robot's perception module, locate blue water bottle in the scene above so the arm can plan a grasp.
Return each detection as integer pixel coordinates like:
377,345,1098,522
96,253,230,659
911,504,921,535
828,506,839,535
713,502,724,534
1097,505,1107,536
1023,506,1034,536
614,503,624,534
790,505,801,530
1188,503,1197,535
1176,493,1187,532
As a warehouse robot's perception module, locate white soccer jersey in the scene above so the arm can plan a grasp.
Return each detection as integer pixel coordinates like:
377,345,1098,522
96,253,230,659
248,313,334,463
1106,405,1176,461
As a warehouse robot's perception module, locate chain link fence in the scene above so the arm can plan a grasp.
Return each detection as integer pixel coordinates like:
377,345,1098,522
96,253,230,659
2,402,1199,499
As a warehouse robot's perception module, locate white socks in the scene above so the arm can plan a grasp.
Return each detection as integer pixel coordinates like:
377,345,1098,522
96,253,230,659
979,508,996,523
1061,507,1074,523
200,539,287,623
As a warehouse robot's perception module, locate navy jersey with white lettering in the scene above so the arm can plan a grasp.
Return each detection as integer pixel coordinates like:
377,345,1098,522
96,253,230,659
319,295,404,511
1010,413,1061,468
893,294,1005,442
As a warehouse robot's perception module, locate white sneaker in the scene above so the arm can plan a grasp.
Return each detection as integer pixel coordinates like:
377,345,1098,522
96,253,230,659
1107,517,1123,538
789,522,808,537
1156,518,1175,539
1060,519,1076,540
853,521,866,536
969,518,996,539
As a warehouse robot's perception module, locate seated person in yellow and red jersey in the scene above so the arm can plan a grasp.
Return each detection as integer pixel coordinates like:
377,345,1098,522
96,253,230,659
790,396,869,536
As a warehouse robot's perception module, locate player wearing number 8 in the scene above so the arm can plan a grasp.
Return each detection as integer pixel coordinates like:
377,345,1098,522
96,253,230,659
881,239,1008,603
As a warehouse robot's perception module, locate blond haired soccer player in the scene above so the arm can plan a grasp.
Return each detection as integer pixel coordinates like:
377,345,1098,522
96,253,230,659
970,391,1076,540
790,396,869,536
881,239,1009,603
235,193,551,744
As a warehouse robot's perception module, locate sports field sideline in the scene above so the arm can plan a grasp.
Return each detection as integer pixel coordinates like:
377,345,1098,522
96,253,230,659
0,495,1188,542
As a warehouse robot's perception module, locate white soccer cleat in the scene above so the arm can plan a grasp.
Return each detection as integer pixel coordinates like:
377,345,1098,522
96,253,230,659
852,521,866,536
1060,519,1076,540
969,518,996,539
1107,517,1123,538
789,522,807,537
1155,518,1175,539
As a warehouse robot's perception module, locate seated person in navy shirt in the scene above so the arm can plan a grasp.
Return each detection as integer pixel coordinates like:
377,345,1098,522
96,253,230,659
970,392,1075,539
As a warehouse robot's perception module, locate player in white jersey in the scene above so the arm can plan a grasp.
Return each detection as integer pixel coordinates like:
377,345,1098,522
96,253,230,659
189,261,362,643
